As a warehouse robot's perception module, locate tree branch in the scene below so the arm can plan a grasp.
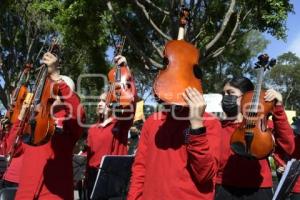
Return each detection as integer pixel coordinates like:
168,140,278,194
107,1,163,69
35,38,47,62
226,10,241,45
202,10,241,63
120,18,163,68
134,0,172,41
144,0,170,15
285,85,294,107
205,0,236,51
26,38,35,62
146,37,164,58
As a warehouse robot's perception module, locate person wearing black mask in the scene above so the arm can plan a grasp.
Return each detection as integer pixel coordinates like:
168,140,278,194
215,77,295,200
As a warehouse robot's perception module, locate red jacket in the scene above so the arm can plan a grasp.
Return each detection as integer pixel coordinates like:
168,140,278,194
15,82,85,200
2,120,24,183
217,105,294,188
290,136,300,192
0,129,7,156
87,118,132,170
127,111,222,200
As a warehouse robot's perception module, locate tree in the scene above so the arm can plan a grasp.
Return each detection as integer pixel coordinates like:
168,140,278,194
267,52,300,113
0,0,294,114
202,30,269,92
103,0,291,95
0,0,62,110
106,0,293,71
0,0,111,114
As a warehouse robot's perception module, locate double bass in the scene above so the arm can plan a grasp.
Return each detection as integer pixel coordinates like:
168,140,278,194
153,6,202,105
106,37,136,108
230,54,277,159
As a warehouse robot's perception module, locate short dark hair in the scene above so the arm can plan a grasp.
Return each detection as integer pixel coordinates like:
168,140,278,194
223,77,254,94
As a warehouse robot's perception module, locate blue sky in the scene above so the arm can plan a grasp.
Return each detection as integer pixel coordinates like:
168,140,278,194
264,0,300,58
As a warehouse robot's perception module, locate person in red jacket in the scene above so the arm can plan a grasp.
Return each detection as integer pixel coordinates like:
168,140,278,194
287,119,300,200
128,85,222,200
215,77,294,200
14,52,85,200
86,55,137,198
1,118,24,188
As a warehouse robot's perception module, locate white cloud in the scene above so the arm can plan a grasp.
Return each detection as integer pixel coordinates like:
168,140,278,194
288,32,300,57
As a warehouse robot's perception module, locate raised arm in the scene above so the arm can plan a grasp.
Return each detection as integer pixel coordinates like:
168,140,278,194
183,87,221,185
265,89,294,155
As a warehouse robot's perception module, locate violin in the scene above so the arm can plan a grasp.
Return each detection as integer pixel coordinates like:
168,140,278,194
230,54,277,159
21,39,60,145
153,6,202,106
4,64,32,124
106,37,137,108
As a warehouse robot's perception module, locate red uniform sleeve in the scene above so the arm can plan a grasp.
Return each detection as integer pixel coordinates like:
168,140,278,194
4,120,23,156
272,105,294,155
127,119,149,200
58,82,85,140
58,82,83,119
186,113,221,185
86,127,93,166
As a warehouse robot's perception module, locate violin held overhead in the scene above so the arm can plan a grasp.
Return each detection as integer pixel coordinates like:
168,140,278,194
153,6,202,106
106,36,137,108
230,54,277,159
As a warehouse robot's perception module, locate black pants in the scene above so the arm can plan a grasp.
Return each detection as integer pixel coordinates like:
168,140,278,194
87,168,98,199
0,179,18,190
215,184,273,200
291,193,300,200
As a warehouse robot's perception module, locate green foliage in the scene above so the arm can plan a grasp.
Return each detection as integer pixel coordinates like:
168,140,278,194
0,0,295,116
202,30,269,93
241,0,293,40
103,0,292,96
0,0,62,110
267,52,300,113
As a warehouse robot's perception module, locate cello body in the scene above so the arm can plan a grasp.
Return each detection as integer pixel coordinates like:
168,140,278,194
153,6,202,106
153,40,201,106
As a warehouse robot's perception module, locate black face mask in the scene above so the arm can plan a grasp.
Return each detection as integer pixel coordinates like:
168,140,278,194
221,95,239,117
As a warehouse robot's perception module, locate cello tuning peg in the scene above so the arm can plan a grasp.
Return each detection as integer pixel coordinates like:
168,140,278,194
254,62,261,69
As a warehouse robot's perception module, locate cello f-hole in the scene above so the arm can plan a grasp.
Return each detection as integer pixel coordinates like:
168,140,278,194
193,65,203,79
162,57,169,70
